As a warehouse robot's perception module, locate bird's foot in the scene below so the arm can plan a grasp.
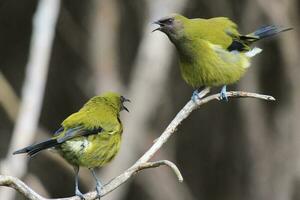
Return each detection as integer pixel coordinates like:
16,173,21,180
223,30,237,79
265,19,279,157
191,90,200,102
191,87,210,102
219,85,228,102
75,188,85,200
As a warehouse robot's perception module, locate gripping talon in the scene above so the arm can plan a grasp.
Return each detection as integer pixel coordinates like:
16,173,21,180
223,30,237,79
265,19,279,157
220,85,228,102
191,87,210,102
75,189,85,200
191,90,200,102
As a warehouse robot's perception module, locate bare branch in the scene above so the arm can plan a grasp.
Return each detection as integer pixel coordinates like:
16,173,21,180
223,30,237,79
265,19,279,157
212,91,275,101
0,91,274,200
0,175,45,200
136,160,183,183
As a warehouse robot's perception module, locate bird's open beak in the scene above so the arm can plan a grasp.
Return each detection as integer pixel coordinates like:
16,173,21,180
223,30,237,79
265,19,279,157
152,21,163,32
121,97,130,112
123,105,129,112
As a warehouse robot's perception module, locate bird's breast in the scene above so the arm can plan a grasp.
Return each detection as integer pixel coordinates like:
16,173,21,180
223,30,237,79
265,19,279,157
177,40,248,87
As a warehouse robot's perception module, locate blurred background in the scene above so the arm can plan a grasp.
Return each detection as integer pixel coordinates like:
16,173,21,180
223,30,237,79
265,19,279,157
0,0,299,199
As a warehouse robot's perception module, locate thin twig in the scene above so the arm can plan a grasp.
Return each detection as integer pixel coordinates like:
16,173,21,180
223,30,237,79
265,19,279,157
0,91,275,200
136,160,183,182
0,175,44,200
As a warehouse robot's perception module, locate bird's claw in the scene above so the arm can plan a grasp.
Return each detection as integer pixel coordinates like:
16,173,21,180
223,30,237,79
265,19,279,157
75,189,85,200
219,85,228,102
191,90,200,102
191,87,210,102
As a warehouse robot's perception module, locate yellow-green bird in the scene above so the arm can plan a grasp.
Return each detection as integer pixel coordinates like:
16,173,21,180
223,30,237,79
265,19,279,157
153,13,291,101
13,92,130,199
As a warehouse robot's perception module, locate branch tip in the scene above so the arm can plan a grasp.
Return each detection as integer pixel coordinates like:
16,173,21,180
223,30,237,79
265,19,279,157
137,160,183,182
0,90,276,199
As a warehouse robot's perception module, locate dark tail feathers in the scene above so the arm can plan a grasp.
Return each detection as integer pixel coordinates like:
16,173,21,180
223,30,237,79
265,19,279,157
13,139,59,157
240,25,292,43
253,25,292,39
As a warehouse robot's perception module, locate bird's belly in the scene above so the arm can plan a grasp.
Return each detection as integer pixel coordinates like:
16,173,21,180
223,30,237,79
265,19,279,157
180,53,247,88
177,40,249,88
59,133,121,168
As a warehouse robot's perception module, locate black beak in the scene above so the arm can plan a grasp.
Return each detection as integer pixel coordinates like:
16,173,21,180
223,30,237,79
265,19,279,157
122,105,129,112
152,21,163,32
121,96,130,112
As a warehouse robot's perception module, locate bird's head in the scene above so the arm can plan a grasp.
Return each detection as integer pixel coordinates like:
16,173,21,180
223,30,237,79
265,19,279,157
153,13,187,42
101,92,130,113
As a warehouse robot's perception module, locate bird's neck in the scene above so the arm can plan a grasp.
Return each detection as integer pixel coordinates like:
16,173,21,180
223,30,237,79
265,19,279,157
172,38,196,62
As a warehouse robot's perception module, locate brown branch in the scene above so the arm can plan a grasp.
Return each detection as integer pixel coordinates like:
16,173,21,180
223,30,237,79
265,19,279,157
0,90,275,200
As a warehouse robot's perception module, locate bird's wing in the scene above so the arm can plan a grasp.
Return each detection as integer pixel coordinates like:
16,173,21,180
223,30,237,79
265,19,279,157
52,96,122,143
210,43,251,68
191,17,251,51
54,125,103,143
53,106,121,143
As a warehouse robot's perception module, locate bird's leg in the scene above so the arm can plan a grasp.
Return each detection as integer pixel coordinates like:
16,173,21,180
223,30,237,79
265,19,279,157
74,166,85,200
219,85,228,101
90,168,103,199
191,86,209,102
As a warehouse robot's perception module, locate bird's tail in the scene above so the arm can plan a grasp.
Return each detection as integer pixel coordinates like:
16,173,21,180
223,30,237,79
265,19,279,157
13,139,59,157
241,25,292,44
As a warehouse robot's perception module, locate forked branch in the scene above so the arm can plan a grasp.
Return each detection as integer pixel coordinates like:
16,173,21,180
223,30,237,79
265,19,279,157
0,90,275,200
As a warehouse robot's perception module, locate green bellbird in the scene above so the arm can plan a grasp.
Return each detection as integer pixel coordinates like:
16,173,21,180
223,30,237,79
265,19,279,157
153,13,292,101
13,92,130,199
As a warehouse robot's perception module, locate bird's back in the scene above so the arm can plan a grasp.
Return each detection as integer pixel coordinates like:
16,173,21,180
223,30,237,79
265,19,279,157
185,17,240,50
56,96,123,167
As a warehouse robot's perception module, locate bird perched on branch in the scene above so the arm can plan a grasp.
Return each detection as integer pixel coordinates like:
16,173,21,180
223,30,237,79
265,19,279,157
153,13,292,101
13,92,130,199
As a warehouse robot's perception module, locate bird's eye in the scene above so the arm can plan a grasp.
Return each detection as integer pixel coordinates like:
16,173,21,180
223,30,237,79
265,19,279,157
159,18,174,25
165,18,173,24
167,19,173,24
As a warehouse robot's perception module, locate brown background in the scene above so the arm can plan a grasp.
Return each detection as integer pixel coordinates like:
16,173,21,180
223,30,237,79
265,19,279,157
0,0,300,200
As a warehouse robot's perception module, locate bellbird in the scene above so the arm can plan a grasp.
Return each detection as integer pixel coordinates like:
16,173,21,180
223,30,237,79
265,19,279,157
153,13,291,101
13,92,130,199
